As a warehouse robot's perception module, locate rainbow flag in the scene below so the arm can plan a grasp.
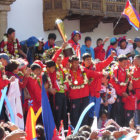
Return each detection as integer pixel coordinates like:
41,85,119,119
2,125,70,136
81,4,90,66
122,0,140,31
25,106,37,140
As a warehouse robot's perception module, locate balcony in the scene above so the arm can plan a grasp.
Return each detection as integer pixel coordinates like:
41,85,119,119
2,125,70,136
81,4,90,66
43,0,140,34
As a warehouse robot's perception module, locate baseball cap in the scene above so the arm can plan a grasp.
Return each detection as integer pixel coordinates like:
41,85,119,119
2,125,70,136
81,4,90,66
110,37,117,44
0,53,10,63
134,37,140,42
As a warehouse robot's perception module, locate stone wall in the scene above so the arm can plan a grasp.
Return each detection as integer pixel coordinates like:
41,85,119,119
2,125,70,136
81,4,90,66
0,0,15,40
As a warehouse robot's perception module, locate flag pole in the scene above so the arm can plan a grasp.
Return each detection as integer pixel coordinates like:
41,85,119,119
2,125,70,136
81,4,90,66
113,0,127,31
113,14,123,31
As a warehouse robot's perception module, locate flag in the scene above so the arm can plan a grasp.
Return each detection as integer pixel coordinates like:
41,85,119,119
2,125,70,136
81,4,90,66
41,83,55,140
67,125,72,136
25,106,37,140
122,0,140,31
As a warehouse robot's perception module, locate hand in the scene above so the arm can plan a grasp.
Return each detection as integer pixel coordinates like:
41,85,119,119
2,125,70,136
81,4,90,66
127,39,134,44
5,130,26,140
113,131,123,139
103,37,110,44
89,131,98,140
9,76,15,83
102,130,111,136
111,51,116,57
62,42,68,50
122,92,128,97
25,68,32,77
3,121,18,131
49,88,56,95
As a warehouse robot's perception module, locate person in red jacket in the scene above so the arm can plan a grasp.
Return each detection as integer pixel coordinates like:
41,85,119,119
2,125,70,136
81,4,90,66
0,53,15,122
82,51,115,123
110,55,129,126
65,55,104,127
122,82,136,127
94,37,109,61
26,63,42,113
68,31,81,59
131,55,140,126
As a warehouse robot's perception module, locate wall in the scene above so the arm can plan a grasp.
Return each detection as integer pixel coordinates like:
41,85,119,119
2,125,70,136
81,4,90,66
7,0,140,49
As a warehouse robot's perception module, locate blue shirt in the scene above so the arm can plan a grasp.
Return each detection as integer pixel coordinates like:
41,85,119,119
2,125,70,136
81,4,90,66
80,45,95,60
43,41,55,50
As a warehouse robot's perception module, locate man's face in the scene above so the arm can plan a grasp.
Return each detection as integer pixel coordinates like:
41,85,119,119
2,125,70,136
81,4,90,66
119,60,128,69
0,58,8,67
33,68,41,77
56,57,62,66
136,42,140,47
85,40,92,48
72,60,79,70
48,66,55,73
101,75,109,84
49,38,55,46
73,34,80,43
84,57,92,67
8,32,15,41
97,40,103,46
120,41,127,49
13,67,19,74
133,58,140,67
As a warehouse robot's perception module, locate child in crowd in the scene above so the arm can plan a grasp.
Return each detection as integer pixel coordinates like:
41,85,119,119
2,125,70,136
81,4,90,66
100,75,117,116
122,82,136,127
98,110,109,129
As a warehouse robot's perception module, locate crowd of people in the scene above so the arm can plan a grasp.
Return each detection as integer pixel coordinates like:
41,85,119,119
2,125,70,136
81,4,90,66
0,27,140,140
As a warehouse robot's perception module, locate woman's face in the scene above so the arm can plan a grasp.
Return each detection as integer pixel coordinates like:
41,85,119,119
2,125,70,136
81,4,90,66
120,41,127,49
13,67,19,74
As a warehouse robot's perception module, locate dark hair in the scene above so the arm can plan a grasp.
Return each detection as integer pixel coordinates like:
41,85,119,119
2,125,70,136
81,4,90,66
48,33,56,40
0,126,5,140
85,36,91,43
31,63,41,71
70,55,79,62
100,109,108,118
118,55,128,62
7,28,15,35
82,53,91,61
5,60,19,72
79,125,91,133
36,125,45,140
45,60,55,68
126,82,135,95
97,38,103,45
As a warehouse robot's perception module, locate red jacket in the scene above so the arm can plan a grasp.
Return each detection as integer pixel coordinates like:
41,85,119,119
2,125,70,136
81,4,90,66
110,66,127,96
68,39,81,59
122,93,136,110
0,71,9,98
132,67,140,99
94,44,105,61
68,67,103,99
84,56,113,97
26,76,42,112
0,39,21,55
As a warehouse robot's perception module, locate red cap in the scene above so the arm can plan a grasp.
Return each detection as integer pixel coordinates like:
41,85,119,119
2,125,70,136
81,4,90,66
34,60,46,69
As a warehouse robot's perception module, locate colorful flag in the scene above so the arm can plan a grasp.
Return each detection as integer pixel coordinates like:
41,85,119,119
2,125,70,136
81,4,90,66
122,0,140,31
25,106,37,140
41,83,55,140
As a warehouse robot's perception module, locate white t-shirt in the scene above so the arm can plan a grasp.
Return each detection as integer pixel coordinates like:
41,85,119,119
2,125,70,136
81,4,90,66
117,44,134,56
